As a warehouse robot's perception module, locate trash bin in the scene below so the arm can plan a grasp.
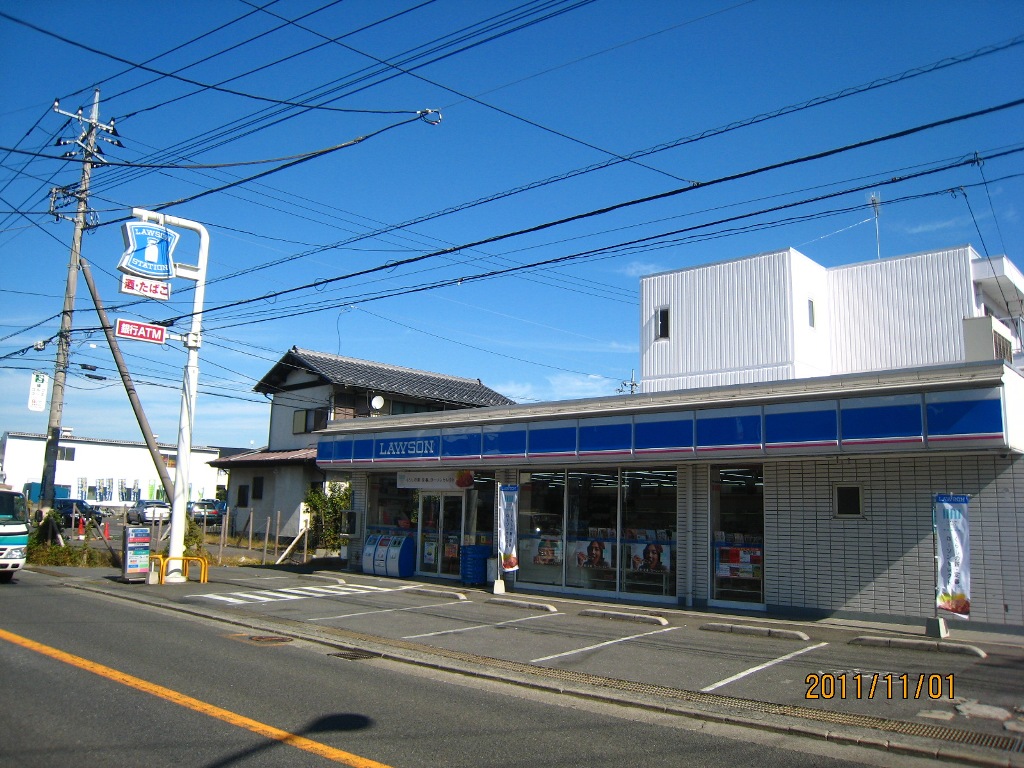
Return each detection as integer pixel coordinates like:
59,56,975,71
460,545,490,585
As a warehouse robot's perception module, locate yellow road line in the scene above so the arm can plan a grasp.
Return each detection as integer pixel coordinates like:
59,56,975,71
0,627,393,768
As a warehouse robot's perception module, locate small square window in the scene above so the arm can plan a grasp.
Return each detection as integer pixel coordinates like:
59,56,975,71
834,484,863,517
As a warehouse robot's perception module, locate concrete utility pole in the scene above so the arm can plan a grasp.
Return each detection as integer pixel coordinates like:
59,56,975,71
77,256,175,500
39,90,117,511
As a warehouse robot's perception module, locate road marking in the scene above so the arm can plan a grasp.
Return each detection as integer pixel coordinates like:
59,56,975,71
700,641,829,692
0,627,393,768
310,600,474,622
403,612,563,639
186,584,399,605
530,626,678,662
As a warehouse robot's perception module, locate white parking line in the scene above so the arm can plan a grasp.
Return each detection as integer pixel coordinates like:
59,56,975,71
184,584,399,605
530,626,678,662
309,600,474,621
404,612,563,639
700,641,829,692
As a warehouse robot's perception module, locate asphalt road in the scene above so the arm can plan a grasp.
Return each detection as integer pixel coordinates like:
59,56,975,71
0,570,962,768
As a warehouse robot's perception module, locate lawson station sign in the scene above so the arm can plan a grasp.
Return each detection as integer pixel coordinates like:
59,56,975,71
114,221,178,343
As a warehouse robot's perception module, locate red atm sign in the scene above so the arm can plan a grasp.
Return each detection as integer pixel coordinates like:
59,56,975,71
115,318,167,344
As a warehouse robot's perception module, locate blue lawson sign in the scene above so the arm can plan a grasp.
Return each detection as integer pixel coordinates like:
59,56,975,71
118,221,179,280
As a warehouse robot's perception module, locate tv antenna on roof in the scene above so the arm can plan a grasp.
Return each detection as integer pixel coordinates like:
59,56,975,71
869,193,882,260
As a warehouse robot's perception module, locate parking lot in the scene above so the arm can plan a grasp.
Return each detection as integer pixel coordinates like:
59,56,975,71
157,568,1024,742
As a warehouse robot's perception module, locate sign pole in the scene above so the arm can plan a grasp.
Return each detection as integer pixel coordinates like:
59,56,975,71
131,209,209,584
927,497,948,638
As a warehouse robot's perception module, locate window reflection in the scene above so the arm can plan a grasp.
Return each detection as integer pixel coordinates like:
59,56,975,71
515,467,677,598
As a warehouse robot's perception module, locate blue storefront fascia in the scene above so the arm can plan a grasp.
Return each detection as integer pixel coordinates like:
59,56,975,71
316,373,1014,469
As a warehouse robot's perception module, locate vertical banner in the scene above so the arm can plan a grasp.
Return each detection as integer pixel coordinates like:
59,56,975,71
934,494,971,620
497,484,520,572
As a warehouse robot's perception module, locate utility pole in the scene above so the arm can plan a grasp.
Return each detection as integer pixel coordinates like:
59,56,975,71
38,90,118,511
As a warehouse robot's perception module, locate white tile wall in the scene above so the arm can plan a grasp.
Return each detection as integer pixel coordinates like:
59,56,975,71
761,454,1023,626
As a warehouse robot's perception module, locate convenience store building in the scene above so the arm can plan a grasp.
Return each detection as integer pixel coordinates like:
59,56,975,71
316,246,1024,631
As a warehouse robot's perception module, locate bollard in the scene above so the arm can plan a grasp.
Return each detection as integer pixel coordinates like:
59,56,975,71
274,510,281,559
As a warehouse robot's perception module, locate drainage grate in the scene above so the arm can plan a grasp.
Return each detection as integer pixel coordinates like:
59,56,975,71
329,649,379,661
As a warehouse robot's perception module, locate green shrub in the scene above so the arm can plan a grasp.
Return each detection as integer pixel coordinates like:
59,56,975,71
27,541,117,567
304,482,351,551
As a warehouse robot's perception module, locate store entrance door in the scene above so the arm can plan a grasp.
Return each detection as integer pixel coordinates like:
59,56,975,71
417,493,465,578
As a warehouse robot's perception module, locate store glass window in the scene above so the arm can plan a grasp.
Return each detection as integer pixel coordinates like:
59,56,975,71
621,469,676,596
465,473,496,545
711,465,764,603
367,473,418,534
517,471,565,586
566,469,618,589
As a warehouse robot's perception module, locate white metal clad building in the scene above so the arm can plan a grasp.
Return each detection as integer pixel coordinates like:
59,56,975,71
641,245,1023,392
0,432,226,507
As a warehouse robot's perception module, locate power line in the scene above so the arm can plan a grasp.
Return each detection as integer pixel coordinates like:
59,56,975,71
143,33,1024,290
0,9,423,115
147,98,1024,327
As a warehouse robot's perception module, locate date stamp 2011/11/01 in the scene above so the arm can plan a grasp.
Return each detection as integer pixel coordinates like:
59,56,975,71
805,673,954,700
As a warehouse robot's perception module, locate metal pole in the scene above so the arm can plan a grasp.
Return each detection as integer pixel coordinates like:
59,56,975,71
274,510,281,558
40,90,102,512
218,507,228,565
131,209,208,583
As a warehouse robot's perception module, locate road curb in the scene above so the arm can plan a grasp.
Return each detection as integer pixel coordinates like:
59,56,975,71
488,597,557,612
579,609,668,626
407,587,468,600
302,571,348,584
701,622,810,641
850,636,988,658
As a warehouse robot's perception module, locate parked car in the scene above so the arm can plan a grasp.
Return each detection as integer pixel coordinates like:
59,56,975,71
127,500,171,524
52,499,103,528
189,499,222,525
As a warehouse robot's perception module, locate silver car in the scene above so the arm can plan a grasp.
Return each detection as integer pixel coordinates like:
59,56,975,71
127,500,171,524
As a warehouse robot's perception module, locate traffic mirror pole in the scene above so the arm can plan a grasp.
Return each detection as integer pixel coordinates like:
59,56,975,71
131,209,209,584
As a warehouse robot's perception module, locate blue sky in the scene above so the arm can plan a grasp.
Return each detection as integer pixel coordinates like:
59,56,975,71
1,0,1022,452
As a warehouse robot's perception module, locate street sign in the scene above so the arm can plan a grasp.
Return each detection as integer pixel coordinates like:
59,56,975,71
28,371,48,412
115,318,167,345
120,274,170,301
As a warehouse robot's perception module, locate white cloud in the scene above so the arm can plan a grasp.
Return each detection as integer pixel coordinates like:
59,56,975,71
621,261,663,278
496,373,619,404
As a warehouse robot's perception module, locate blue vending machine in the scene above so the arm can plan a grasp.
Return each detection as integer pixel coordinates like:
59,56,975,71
373,536,392,575
361,534,382,574
385,535,415,577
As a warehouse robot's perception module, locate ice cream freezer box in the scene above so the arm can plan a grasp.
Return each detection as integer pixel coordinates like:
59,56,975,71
361,533,415,577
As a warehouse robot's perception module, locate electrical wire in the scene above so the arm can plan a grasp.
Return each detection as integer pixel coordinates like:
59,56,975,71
0,9,423,115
